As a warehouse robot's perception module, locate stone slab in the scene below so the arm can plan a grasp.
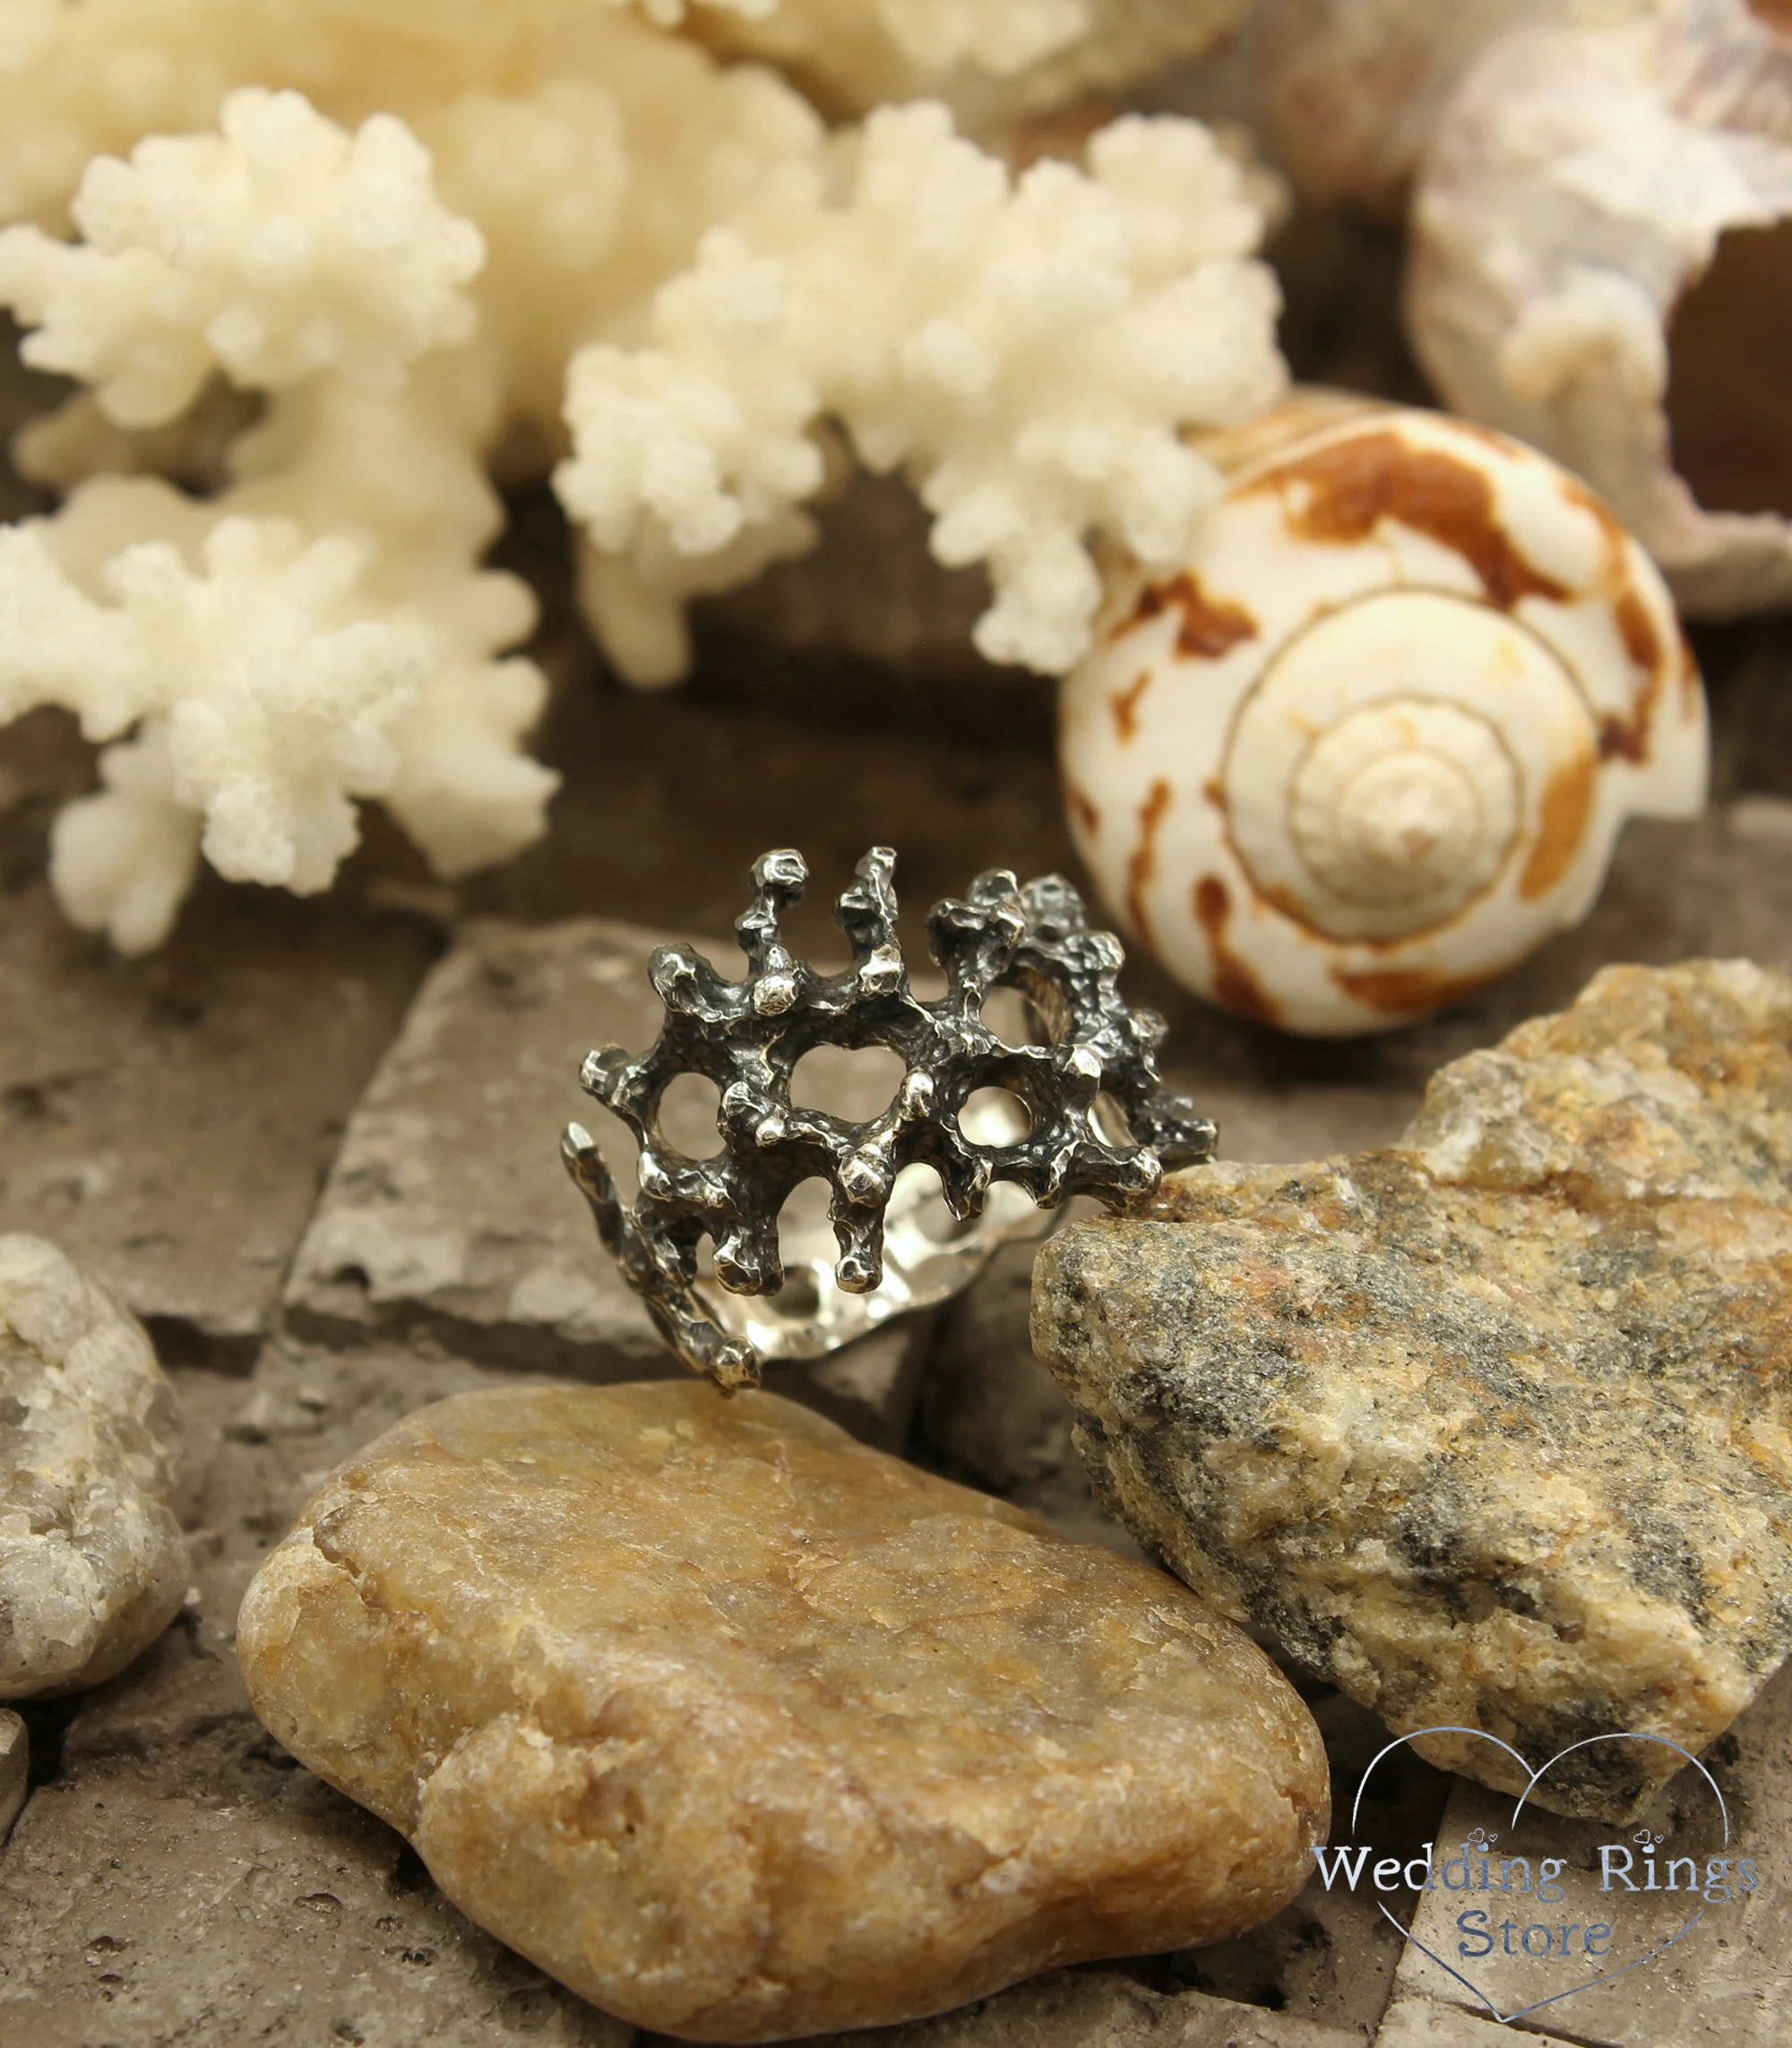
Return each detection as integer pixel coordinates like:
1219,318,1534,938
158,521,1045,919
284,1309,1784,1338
0,1709,24,1846
283,918,694,1373
283,915,936,1445
1372,1998,1573,2047
0,1755,633,2048
1389,1656,1792,2046
802,1967,1363,2047
0,713,438,1351
0,1338,636,2047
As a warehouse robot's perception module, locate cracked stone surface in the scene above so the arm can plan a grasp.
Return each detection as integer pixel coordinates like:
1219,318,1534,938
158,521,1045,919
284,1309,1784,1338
795,1968,1365,2048
0,1710,23,1845
1386,1656,1792,2046
239,1380,1329,2043
284,918,679,1370
0,1235,187,1699
284,914,938,1445
1372,2002,1574,2048
0,712,439,1352
1036,959,1792,1824
4,588,1792,2047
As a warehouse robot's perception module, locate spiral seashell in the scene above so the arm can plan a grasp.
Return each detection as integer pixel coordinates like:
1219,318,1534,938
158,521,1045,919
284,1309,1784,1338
1060,393,1709,1037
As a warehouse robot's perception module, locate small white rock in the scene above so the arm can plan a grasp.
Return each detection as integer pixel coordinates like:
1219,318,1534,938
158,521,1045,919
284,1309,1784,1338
0,1235,187,1698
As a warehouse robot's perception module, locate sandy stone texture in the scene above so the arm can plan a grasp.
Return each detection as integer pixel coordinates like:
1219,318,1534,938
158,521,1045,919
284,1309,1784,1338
1036,960,1792,1823
284,917,677,1370
797,1967,1366,2047
238,1380,1328,2044
0,1710,23,1844
0,1743,634,2048
0,711,439,1352
281,917,936,1446
1386,1656,1792,2046
1,1235,187,1699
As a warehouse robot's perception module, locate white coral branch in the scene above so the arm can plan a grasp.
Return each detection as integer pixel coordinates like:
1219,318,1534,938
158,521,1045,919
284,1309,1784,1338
0,1,1283,949
694,0,1246,122
0,478,555,951
49,725,203,958
558,104,1283,679
0,88,485,426
610,0,1082,62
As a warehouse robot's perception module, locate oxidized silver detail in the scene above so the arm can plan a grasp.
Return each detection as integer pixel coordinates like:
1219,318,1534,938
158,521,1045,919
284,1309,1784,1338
563,848,1216,1389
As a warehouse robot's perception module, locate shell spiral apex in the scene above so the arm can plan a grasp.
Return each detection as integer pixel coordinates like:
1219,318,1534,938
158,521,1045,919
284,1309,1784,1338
1061,393,1709,1037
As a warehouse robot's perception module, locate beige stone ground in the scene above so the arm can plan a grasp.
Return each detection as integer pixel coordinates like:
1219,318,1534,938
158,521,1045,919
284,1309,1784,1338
3,216,1792,2044
1,605,1788,2044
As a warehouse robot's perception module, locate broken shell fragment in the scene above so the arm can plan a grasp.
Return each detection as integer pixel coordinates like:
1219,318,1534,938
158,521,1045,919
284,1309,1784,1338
1254,0,1565,212
1409,0,1792,615
1061,395,1709,1037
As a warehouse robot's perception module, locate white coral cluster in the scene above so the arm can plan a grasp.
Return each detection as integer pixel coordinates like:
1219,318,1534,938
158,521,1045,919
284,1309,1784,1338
0,89,486,424
0,0,1275,949
560,106,1280,677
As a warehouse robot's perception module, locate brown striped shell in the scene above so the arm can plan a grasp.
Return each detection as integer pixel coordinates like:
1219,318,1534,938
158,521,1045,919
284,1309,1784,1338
1060,394,1709,1036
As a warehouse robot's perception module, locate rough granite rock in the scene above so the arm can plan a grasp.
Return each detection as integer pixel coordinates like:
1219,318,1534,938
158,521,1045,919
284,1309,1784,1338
0,1235,187,1698
0,1709,24,1844
1034,960,1792,1824
237,1380,1328,2044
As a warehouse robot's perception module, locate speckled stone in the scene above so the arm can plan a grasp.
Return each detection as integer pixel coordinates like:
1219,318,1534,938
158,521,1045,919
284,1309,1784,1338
0,1235,187,1698
237,1380,1327,2044
1034,960,1792,1824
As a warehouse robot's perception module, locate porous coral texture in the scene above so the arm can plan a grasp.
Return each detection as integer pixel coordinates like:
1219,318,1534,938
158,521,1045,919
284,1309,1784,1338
0,0,1281,950
559,106,1282,680
698,0,1249,125
0,87,486,425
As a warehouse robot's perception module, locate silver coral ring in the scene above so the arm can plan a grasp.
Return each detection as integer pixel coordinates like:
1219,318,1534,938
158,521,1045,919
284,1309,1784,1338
691,1115,1048,1367
563,847,1216,1390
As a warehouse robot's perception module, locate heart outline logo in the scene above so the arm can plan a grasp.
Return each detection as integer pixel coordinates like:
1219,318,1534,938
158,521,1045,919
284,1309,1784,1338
1348,1725,1730,2027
